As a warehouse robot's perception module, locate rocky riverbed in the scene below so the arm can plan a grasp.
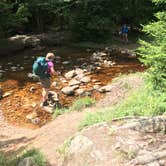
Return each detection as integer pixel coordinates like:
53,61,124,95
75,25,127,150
0,46,144,128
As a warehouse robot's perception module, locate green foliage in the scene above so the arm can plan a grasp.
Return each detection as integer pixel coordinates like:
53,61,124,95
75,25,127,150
79,86,166,130
53,107,69,118
0,0,159,39
0,149,46,166
69,96,95,112
70,0,156,41
138,1,166,91
56,137,72,161
0,1,31,36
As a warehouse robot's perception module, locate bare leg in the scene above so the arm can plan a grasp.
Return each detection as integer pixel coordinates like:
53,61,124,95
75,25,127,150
42,87,49,102
125,33,128,44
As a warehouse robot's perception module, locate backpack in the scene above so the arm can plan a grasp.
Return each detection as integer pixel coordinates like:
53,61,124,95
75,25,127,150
33,57,49,78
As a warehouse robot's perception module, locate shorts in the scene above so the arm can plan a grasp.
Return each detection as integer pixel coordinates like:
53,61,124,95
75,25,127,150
40,77,51,89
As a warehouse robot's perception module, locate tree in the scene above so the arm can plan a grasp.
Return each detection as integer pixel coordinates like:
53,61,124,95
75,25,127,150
0,0,30,37
138,0,166,92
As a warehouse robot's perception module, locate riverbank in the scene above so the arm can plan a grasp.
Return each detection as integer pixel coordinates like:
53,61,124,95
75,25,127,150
0,31,141,56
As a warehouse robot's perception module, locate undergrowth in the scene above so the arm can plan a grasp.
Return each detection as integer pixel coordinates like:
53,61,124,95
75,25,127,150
0,149,46,166
79,86,166,130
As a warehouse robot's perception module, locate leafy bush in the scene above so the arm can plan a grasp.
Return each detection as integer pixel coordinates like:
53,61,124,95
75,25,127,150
138,0,166,92
53,107,69,118
69,96,95,112
79,86,166,130
0,149,46,166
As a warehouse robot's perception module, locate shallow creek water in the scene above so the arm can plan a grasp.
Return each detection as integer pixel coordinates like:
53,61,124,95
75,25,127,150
0,46,144,128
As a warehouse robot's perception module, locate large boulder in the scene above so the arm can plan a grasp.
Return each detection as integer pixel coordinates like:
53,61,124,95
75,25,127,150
9,35,40,47
69,79,81,86
61,85,79,95
69,135,93,155
64,70,76,79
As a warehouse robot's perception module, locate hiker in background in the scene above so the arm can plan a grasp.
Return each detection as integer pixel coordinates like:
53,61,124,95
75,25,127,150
121,24,129,44
33,52,56,106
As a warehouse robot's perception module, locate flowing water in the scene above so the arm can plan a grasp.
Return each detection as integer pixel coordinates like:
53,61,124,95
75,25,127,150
0,46,145,128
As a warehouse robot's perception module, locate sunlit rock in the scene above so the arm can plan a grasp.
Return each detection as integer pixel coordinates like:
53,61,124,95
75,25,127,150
30,86,36,92
3,91,13,98
80,76,91,83
69,79,81,86
99,85,113,92
51,81,57,87
75,89,85,96
62,61,70,65
61,85,79,95
64,70,76,79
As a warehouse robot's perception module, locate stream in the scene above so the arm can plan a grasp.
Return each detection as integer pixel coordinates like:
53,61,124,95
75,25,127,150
0,46,145,128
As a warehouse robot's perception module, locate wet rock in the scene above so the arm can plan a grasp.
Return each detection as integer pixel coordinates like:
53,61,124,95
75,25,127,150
30,86,36,92
99,85,113,92
7,62,12,65
62,61,70,65
0,70,5,73
80,76,91,83
61,85,79,95
11,66,17,71
69,79,81,86
20,66,24,70
69,135,93,155
103,60,115,67
3,91,13,98
64,70,76,79
86,65,96,72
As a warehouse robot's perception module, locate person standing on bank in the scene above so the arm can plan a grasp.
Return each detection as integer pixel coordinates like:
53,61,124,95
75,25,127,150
121,24,129,44
33,52,56,106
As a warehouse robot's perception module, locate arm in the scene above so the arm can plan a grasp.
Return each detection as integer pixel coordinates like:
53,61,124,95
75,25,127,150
50,66,56,75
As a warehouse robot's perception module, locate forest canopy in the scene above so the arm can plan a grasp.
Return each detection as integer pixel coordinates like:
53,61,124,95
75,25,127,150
0,0,162,41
